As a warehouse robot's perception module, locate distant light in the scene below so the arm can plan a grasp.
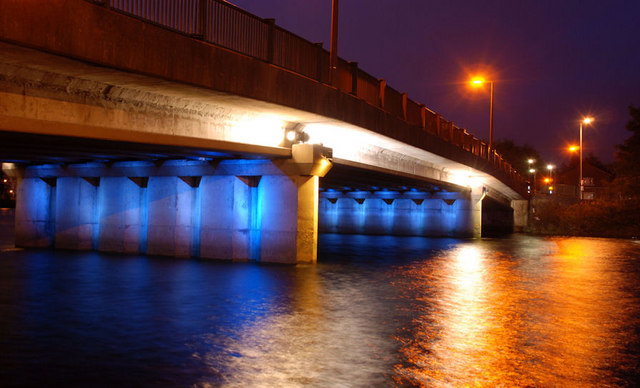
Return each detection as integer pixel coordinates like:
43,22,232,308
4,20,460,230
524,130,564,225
568,145,579,152
547,164,554,170
529,168,536,173
544,178,550,183
9,190,13,194
2,179,6,183
583,117,594,124
548,186,553,191
528,159,535,164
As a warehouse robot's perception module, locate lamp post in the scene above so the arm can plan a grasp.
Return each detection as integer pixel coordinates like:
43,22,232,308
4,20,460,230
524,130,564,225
529,168,536,194
547,164,554,194
527,159,535,194
470,77,495,150
579,117,593,200
329,0,339,86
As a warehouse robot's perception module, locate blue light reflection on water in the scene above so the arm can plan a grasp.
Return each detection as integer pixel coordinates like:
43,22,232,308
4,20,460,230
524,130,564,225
0,250,295,386
1,230,640,386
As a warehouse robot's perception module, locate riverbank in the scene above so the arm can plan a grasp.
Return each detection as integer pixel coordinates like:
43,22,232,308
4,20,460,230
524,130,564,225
527,197,640,239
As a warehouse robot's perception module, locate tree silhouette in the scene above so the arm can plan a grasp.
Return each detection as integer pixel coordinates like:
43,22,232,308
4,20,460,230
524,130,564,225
613,105,640,197
494,139,544,174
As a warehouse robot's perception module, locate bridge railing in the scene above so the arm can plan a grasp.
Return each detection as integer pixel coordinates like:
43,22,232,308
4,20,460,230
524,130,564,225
94,0,527,193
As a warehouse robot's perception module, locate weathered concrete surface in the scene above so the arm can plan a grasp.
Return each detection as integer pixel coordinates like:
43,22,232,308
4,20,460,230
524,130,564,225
15,177,54,248
511,200,529,232
146,176,196,258
98,177,146,254
0,42,293,159
199,175,255,261
54,177,99,250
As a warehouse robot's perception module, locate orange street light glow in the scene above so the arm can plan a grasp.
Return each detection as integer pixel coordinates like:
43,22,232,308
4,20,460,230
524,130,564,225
470,77,486,87
583,117,594,124
568,145,579,152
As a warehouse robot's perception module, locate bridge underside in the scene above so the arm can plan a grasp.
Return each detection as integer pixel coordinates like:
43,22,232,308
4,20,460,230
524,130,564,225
0,130,274,164
319,164,515,238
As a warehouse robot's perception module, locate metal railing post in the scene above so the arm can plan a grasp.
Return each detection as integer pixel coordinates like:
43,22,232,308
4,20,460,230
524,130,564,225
315,43,324,83
350,61,358,95
378,79,386,108
401,93,407,120
266,18,275,63
196,0,207,39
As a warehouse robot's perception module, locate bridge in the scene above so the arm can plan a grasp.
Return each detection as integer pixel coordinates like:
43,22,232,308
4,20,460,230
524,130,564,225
0,0,528,264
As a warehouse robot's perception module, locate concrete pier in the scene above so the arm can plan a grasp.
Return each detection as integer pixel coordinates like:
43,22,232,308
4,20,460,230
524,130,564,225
15,177,55,248
98,177,147,255
318,188,484,238
13,144,332,264
54,177,99,250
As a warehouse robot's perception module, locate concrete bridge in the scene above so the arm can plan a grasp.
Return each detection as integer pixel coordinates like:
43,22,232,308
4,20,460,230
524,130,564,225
0,0,528,264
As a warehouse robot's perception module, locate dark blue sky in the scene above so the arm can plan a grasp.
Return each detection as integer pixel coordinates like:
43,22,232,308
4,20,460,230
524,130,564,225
232,0,640,163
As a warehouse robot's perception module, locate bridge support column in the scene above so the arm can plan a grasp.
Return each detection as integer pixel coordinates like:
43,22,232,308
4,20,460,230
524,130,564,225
200,175,258,261
98,177,147,254
146,176,198,258
259,174,319,264
264,143,332,264
15,176,54,248
425,198,455,236
55,177,99,250
469,186,485,238
511,199,528,232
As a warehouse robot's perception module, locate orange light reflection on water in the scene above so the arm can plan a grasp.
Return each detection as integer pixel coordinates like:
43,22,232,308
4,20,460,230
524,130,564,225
393,238,638,386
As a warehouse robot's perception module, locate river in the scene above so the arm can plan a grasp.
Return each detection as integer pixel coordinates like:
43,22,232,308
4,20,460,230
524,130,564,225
1,208,639,386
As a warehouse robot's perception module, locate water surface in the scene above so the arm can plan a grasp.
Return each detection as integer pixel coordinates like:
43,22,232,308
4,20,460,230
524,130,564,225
1,209,639,386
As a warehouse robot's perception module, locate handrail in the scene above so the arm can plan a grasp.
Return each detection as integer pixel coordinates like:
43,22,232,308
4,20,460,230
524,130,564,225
93,0,527,194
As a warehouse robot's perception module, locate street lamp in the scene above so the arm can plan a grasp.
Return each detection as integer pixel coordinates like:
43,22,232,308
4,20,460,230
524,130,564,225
470,76,495,150
547,164,554,194
529,167,536,194
579,117,594,200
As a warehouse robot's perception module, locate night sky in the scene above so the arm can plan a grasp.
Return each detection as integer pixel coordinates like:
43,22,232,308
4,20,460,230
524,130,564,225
231,0,640,164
